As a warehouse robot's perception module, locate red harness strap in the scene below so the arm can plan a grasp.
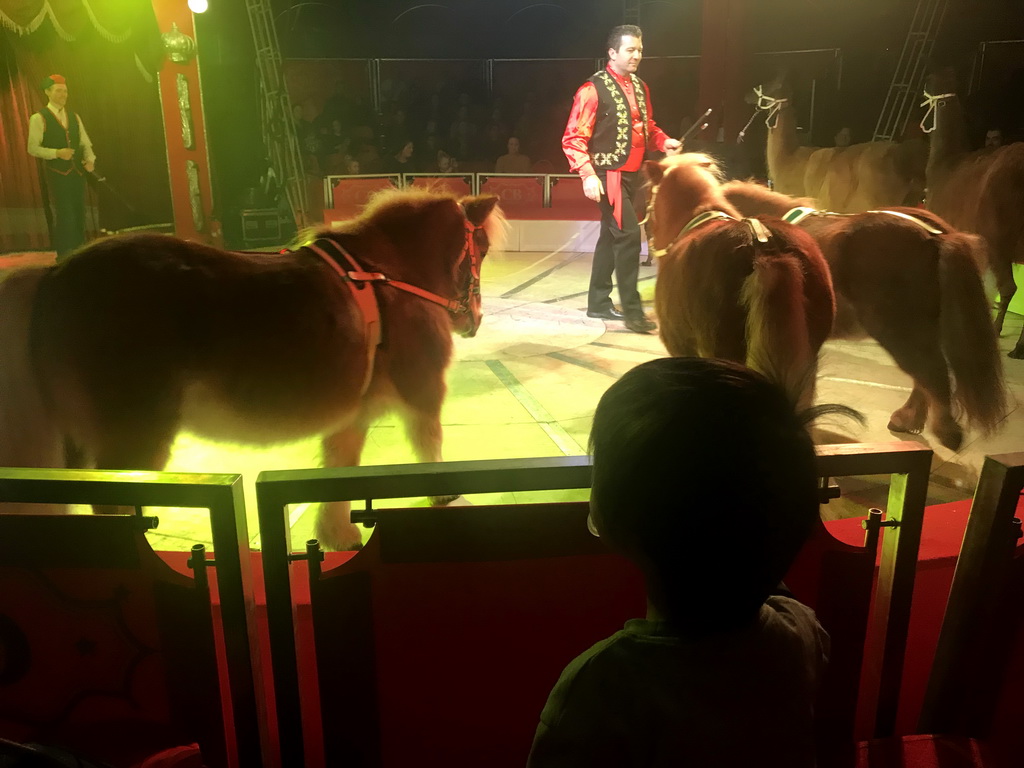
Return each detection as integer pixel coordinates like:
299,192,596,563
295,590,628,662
305,239,383,396
305,228,480,394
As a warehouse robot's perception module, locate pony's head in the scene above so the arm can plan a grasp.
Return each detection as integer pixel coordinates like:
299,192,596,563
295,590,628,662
455,194,505,337
322,188,503,339
641,153,739,257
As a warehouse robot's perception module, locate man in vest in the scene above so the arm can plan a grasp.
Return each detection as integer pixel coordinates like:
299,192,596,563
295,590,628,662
27,74,97,262
563,25,681,334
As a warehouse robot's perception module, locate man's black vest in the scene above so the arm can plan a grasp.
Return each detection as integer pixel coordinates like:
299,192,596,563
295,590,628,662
587,70,650,170
38,107,81,176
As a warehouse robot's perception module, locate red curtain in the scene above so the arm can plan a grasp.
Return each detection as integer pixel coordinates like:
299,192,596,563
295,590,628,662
0,0,171,253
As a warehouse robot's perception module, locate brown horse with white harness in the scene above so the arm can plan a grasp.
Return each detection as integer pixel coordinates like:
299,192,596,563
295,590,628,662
0,187,504,550
722,179,1007,451
643,154,835,411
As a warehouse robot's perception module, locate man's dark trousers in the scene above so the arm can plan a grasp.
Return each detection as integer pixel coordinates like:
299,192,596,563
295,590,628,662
588,169,643,318
48,170,87,263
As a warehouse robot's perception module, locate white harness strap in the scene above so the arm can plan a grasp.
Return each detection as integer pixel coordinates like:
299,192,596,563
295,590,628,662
868,209,945,235
782,206,819,225
783,205,944,236
653,209,775,258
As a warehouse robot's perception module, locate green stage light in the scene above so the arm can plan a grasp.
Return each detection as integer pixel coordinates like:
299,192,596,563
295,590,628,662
188,0,209,13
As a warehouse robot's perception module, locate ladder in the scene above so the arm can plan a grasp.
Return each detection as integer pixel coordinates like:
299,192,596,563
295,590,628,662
244,0,308,228
872,0,948,142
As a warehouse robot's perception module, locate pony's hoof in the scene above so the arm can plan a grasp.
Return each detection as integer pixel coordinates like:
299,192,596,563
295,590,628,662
886,418,923,436
429,494,459,507
1008,345,1024,360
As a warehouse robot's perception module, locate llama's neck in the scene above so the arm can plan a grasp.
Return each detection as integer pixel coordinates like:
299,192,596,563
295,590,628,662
928,95,969,173
766,103,801,178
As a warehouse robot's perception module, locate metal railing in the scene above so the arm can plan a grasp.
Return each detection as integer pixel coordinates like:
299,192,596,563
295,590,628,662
256,441,932,763
323,172,580,209
0,468,264,767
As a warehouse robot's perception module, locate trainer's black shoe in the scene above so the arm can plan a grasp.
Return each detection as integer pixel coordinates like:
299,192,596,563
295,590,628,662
624,314,657,334
586,307,625,321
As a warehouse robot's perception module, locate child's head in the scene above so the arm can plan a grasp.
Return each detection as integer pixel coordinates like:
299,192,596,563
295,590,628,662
589,357,820,630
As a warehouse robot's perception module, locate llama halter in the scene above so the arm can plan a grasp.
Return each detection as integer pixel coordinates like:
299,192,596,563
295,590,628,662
919,90,957,134
737,85,789,142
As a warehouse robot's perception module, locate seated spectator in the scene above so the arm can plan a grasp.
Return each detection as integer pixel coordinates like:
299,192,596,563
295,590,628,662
527,357,831,768
449,105,478,161
385,139,416,173
480,120,508,166
352,140,381,174
435,148,459,173
343,156,360,175
495,136,532,173
320,119,348,156
984,128,1004,148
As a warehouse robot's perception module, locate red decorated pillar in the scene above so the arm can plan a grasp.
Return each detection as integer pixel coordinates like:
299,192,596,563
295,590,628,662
150,1,220,246
696,0,749,144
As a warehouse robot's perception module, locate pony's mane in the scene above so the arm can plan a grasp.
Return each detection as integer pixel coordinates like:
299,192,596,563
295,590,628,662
720,180,813,211
360,185,460,220
296,186,509,256
299,186,462,243
481,202,510,254
657,153,740,219
663,152,727,182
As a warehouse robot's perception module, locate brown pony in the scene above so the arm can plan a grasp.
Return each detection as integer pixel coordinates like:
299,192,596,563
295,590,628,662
923,69,1024,359
0,188,504,550
750,74,928,212
722,179,1007,451
644,154,835,411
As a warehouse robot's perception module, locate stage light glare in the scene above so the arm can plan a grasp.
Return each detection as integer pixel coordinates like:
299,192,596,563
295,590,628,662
188,0,209,13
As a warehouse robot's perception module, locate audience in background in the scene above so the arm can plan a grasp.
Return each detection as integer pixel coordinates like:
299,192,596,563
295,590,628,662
295,73,681,178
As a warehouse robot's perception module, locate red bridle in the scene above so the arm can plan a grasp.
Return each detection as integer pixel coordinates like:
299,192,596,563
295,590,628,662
309,216,483,314
304,214,485,394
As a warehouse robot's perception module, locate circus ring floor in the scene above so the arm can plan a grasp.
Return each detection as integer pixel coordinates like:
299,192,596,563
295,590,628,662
2,249,1023,552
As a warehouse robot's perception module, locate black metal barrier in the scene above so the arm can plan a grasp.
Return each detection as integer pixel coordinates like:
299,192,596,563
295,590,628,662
0,468,263,768
256,442,932,765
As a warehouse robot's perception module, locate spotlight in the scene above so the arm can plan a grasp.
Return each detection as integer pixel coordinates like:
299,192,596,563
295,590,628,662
188,0,209,13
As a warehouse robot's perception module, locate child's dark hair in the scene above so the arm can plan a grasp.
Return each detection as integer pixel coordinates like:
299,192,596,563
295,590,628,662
589,357,823,632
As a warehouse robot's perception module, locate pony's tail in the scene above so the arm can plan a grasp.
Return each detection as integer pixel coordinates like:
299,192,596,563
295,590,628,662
0,268,65,482
740,252,818,410
938,233,1009,434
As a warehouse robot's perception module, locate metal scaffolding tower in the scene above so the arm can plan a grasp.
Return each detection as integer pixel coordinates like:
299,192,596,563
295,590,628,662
244,0,308,228
872,0,949,142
